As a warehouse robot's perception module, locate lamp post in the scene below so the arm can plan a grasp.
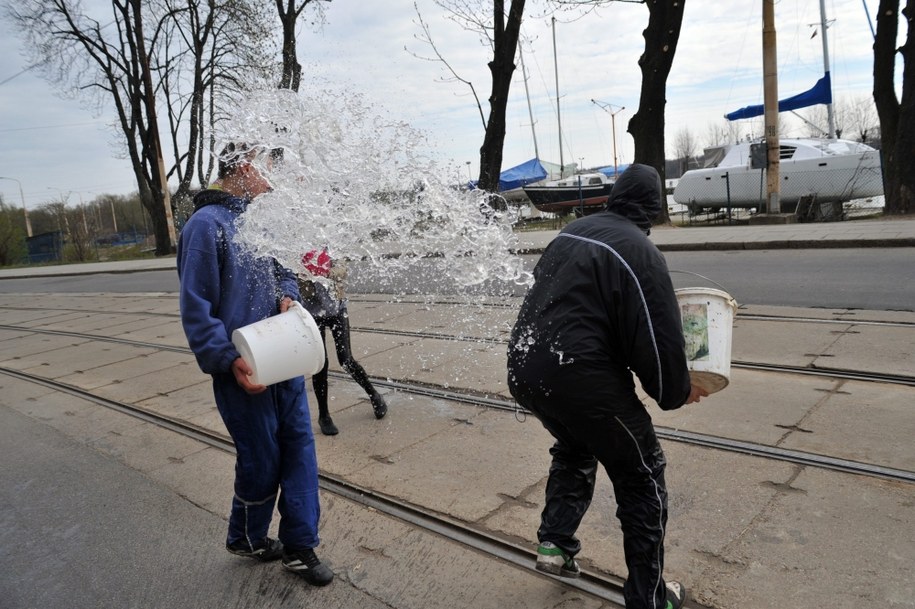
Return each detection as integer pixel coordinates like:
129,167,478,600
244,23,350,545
0,176,33,237
465,161,472,182
590,100,625,176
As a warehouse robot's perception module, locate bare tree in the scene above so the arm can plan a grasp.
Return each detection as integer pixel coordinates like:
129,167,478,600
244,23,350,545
276,0,330,91
671,126,698,173
873,0,914,215
7,1,175,254
410,0,527,197
704,120,736,149
153,0,277,210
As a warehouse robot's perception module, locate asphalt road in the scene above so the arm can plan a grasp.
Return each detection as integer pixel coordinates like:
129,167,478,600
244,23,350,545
1,248,912,311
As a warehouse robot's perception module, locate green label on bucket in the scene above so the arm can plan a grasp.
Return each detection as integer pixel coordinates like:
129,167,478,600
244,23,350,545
681,303,710,361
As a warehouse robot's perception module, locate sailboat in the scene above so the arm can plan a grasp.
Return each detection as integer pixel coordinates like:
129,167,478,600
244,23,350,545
673,3,883,215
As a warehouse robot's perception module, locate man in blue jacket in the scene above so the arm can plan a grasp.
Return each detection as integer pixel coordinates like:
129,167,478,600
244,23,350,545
177,143,333,587
507,164,707,609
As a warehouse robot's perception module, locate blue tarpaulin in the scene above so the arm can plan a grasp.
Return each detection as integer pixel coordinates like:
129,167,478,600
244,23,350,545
468,157,548,191
596,164,630,178
725,72,832,121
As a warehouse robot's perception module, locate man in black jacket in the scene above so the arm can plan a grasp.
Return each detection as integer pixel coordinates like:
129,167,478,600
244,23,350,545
507,164,707,609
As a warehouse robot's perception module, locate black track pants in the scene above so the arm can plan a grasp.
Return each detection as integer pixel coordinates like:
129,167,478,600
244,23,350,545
523,392,670,609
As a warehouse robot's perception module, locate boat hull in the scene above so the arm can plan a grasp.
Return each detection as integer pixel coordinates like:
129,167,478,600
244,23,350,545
673,149,883,212
522,184,612,214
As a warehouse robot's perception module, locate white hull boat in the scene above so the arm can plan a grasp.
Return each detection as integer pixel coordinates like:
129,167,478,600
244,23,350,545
672,138,883,213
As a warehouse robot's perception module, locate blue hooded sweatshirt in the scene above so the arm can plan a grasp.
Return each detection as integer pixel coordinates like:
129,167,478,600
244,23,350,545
177,189,300,375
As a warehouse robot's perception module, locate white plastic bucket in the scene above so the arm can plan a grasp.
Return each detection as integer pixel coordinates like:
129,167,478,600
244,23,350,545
231,302,325,386
675,287,738,394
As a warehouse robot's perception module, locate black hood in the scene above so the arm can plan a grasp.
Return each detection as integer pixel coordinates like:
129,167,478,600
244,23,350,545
192,188,248,213
604,164,662,234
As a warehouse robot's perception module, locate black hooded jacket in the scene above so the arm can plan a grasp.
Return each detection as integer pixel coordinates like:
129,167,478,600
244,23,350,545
507,164,691,411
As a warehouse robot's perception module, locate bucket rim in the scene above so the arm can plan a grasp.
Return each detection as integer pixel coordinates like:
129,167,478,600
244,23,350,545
675,286,738,310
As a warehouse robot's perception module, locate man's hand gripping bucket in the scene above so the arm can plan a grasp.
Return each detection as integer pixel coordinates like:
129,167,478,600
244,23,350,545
231,301,326,386
672,271,738,394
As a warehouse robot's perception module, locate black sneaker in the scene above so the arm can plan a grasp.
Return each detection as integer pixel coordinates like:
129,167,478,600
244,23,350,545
535,541,580,578
283,548,334,586
665,581,687,609
370,393,388,419
226,537,283,562
318,414,339,436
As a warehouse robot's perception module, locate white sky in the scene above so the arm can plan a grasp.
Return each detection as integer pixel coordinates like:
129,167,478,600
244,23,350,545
0,0,888,210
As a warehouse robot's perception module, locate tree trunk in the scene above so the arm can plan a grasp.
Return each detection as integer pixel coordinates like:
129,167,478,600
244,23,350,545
478,0,526,203
873,0,914,215
277,0,303,91
627,0,686,224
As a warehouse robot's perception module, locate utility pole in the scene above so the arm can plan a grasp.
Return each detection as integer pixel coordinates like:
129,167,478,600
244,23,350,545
0,176,32,237
762,0,780,214
591,100,625,176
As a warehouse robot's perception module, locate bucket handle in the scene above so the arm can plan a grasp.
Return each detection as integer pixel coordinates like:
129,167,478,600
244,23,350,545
669,269,731,294
670,269,738,311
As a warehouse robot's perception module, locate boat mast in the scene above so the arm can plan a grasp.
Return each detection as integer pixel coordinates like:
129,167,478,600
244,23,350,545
518,46,540,161
818,0,837,139
552,17,563,177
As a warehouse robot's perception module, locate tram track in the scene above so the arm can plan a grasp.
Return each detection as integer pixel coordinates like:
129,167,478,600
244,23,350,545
1,324,912,484
0,365,627,607
1,317,912,388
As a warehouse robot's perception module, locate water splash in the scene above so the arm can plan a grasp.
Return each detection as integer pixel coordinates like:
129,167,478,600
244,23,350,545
218,87,533,292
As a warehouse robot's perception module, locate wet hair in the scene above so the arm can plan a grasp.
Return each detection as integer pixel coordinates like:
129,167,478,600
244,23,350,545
217,143,255,179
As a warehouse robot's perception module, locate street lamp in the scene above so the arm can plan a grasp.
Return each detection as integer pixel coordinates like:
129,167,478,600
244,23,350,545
465,161,472,182
0,176,33,237
591,100,625,176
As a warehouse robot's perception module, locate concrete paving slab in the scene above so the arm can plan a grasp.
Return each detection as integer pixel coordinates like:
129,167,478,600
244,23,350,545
0,373,65,409
704,466,915,609
136,378,218,423
345,408,555,522
777,379,915,472
12,342,156,378
651,368,839,446
345,332,423,376
0,333,91,363
107,314,184,335
822,324,915,377
109,319,189,347
731,318,840,367
14,310,102,329
398,338,509,395
314,388,463,478
0,307,68,326
739,304,915,324
55,349,193,390
92,361,203,404
351,301,515,339
319,492,607,609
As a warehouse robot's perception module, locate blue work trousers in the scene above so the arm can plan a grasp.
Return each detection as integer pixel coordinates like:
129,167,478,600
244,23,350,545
212,374,321,552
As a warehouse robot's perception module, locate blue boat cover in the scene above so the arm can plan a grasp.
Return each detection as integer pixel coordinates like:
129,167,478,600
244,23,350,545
725,72,832,121
468,157,548,191
596,164,630,178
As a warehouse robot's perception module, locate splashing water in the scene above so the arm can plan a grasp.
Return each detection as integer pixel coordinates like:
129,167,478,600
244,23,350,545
218,87,533,292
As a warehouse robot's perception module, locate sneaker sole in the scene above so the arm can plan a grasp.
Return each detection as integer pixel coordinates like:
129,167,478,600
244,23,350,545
535,560,580,579
283,563,334,586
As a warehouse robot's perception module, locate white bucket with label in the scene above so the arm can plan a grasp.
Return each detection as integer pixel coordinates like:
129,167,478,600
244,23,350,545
231,302,325,386
675,287,738,394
